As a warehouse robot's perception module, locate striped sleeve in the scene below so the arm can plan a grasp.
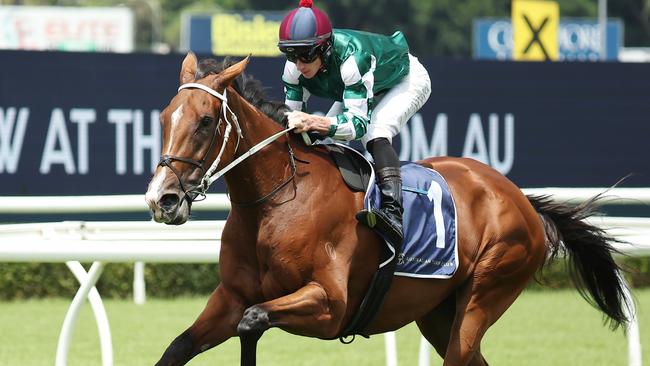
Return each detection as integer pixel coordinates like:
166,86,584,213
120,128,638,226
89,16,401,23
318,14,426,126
282,61,310,112
328,52,376,141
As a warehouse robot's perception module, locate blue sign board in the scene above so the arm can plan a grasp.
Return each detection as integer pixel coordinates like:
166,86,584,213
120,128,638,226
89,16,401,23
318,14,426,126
474,18,623,61
1,51,649,203
183,15,212,54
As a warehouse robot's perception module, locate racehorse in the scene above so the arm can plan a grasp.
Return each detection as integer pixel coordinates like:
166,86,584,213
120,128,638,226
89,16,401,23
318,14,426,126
145,53,630,366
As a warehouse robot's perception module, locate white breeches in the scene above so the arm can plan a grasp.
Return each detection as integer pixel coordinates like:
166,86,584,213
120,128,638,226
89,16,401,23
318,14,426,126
326,54,432,147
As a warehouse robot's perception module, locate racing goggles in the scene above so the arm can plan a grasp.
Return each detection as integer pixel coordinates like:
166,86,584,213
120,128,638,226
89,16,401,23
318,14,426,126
279,45,321,63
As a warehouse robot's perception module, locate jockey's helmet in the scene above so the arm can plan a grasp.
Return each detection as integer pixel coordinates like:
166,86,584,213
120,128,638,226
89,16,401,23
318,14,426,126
278,0,332,63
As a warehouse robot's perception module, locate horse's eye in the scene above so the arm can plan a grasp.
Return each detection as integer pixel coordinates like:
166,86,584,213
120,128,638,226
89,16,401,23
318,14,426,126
200,116,213,127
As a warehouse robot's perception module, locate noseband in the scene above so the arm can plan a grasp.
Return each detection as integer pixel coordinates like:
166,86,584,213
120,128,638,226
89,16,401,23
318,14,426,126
158,82,296,206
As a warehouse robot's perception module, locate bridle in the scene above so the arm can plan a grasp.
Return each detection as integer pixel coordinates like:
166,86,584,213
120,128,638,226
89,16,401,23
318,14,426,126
157,82,298,206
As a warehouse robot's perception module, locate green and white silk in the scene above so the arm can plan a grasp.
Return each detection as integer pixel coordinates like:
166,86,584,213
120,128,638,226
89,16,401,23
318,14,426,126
282,29,410,141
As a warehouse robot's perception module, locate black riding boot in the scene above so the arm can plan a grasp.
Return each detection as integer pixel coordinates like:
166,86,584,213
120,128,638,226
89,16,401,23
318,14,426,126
375,166,404,243
356,138,404,246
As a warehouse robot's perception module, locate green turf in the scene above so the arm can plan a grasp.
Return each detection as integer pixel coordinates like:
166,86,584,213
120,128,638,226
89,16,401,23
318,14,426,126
0,289,648,365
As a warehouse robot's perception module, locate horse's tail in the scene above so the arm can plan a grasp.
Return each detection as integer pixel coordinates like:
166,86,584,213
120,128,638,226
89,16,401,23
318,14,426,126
527,194,630,329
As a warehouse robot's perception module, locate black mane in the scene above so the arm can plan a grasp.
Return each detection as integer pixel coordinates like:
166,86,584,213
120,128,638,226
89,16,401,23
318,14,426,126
196,57,289,125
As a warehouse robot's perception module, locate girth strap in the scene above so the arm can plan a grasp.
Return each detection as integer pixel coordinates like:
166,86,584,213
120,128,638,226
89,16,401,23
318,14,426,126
338,249,397,341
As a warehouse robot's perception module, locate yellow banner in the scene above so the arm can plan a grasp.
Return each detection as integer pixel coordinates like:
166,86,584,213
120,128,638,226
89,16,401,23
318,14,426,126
512,0,559,61
211,13,282,56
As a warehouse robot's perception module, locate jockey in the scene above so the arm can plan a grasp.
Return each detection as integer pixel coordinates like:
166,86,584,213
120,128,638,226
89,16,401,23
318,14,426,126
278,0,431,245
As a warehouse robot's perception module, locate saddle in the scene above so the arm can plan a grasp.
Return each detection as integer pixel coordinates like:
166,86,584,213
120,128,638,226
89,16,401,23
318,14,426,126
325,144,372,192
323,143,398,340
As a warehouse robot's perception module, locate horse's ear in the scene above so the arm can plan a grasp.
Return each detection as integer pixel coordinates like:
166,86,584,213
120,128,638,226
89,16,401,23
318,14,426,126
180,52,198,85
216,55,250,88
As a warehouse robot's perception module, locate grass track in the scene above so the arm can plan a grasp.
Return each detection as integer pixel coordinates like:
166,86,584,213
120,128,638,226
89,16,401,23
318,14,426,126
0,289,648,365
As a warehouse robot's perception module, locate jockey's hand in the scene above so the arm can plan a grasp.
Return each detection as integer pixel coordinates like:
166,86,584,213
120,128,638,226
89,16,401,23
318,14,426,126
285,111,332,135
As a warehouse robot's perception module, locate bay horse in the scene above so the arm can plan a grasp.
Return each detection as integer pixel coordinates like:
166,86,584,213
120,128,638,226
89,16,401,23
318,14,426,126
145,53,630,366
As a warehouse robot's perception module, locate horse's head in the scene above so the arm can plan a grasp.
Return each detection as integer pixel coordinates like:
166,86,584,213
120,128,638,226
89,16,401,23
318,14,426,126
145,52,249,224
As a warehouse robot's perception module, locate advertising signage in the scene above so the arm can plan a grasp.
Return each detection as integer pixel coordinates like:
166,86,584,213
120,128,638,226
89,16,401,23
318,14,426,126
182,11,284,56
0,6,134,52
474,17,623,61
0,51,649,198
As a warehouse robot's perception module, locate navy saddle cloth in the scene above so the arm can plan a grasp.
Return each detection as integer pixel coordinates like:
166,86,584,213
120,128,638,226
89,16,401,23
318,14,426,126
327,143,459,278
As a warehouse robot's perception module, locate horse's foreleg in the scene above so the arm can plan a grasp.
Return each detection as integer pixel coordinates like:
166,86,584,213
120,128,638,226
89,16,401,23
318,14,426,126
237,281,343,366
155,285,245,366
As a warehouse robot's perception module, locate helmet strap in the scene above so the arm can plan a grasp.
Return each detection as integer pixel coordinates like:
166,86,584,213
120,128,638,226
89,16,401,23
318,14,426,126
319,40,333,72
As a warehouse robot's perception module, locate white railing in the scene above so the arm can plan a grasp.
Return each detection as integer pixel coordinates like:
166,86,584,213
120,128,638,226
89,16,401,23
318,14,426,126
0,194,230,214
0,220,221,366
1,187,648,214
523,187,650,204
0,188,648,366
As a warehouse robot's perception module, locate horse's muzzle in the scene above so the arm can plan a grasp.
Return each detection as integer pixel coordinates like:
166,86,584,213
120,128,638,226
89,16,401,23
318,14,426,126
146,186,191,225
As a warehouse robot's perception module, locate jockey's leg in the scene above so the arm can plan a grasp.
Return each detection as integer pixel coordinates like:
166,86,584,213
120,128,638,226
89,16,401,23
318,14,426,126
357,137,404,246
370,137,404,244
355,55,431,248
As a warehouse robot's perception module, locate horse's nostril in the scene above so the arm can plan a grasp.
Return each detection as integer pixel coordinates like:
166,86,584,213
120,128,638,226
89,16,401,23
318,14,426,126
159,194,180,212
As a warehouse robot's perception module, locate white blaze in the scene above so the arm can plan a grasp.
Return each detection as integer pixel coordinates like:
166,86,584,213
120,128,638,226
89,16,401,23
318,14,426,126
167,105,184,154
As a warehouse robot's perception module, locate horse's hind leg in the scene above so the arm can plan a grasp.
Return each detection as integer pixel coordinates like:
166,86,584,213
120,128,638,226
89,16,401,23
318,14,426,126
417,294,488,366
442,240,543,366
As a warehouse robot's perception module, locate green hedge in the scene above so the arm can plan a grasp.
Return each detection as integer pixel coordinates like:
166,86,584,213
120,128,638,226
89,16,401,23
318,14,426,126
0,263,220,300
526,255,650,290
0,257,649,300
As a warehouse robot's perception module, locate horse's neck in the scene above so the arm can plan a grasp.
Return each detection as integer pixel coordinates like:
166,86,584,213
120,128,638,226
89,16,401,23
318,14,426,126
222,92,293,206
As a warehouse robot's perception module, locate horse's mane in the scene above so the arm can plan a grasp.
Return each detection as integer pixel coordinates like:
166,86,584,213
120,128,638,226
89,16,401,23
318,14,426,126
196,57,289,125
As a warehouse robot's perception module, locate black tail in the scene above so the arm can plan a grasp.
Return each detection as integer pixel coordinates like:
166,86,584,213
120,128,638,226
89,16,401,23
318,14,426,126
527,194,631,329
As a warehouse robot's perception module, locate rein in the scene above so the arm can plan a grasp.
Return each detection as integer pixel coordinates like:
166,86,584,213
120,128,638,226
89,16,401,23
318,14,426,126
158,82,297,206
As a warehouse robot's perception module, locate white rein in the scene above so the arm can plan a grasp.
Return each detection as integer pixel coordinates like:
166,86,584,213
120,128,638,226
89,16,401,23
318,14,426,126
177,83,293,194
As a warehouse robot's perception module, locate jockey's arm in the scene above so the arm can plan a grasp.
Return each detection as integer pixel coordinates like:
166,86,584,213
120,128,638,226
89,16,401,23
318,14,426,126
282,60,309,112
325,52,374,141
283,75,331,135
284,55,374,141
285,110,332,135
282,61,332,135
